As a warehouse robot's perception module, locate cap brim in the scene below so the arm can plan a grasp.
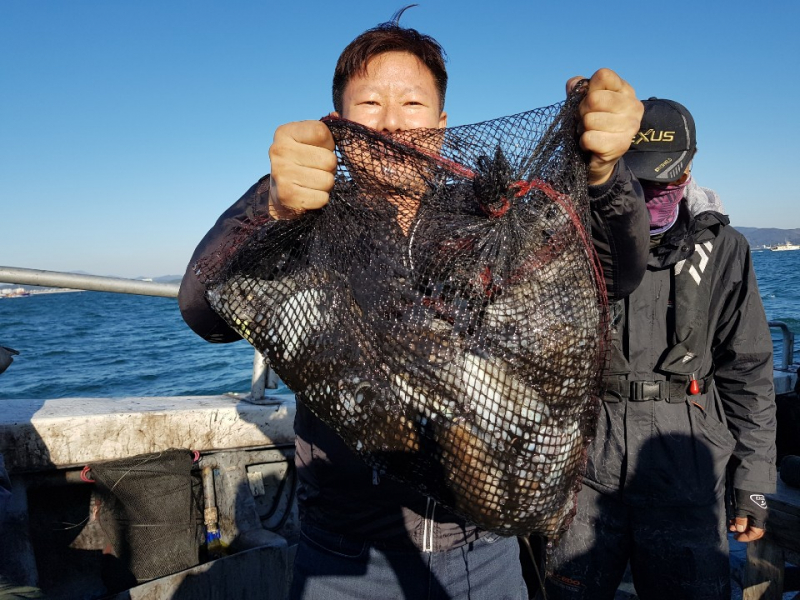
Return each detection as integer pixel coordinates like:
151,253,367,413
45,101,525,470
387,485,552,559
624,149,694,183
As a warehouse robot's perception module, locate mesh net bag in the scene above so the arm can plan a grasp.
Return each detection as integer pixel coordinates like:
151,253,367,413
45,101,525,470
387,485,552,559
197,83,608,536
91,449,201,582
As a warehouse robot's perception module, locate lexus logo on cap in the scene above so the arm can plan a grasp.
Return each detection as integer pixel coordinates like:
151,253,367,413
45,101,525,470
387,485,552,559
632,129,676,144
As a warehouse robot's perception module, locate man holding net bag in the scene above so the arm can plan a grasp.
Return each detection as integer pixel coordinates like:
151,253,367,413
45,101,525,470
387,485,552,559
179,7,649,599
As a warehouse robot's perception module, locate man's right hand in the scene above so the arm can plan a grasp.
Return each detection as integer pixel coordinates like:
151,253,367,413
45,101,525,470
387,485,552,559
268,120,337,219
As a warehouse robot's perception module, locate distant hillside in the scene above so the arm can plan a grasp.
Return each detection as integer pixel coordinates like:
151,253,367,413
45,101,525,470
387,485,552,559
733,227,800,248
150,275,183,284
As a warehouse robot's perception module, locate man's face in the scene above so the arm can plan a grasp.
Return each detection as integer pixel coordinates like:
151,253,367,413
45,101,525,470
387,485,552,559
336,51,447,131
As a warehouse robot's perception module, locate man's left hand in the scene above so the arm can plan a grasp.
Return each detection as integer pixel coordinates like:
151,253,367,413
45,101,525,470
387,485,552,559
567,68,643,186
730,489,768,542
729,517,766,542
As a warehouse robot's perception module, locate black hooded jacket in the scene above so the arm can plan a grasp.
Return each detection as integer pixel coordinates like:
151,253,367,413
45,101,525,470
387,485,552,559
178,164,649,550
585,181,777,506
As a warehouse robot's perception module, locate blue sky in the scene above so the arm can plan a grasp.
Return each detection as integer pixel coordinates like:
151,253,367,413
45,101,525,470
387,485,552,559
2,1,798,278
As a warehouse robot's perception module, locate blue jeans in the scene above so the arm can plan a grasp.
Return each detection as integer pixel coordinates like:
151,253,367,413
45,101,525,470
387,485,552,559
289,524,529,600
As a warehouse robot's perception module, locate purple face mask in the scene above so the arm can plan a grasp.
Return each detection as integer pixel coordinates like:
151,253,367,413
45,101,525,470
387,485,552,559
641,177,691,233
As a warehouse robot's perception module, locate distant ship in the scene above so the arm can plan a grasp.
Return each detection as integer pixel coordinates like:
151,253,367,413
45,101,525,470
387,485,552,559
0,286,30,298
770,240,800,252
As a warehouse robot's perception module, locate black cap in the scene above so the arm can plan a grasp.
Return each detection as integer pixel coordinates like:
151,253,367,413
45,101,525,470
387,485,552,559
625,98,696,182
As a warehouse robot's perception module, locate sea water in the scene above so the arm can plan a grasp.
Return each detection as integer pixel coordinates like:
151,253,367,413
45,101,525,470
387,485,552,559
0,250,798,400
0,288,255,399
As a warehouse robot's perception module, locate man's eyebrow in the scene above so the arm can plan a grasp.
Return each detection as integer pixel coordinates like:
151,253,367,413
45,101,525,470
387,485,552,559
354,81,425,89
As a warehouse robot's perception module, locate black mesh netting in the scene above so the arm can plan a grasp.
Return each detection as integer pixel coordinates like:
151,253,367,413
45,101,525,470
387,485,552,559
197,83,608,536
91,449,202,582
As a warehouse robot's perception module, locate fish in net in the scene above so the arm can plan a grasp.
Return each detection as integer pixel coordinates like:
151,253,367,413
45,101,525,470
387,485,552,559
196,82,608,537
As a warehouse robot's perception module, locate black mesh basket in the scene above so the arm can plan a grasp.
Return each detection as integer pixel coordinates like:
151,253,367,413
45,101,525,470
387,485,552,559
91,449,202,582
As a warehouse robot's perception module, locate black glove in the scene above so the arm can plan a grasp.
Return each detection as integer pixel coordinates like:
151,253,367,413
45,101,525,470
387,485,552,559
734,488,768,529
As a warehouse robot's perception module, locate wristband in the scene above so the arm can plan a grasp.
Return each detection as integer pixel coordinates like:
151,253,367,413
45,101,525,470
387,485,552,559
734,488,768,529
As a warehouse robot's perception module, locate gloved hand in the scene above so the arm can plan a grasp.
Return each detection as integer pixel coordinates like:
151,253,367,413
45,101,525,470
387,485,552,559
729,488,767,542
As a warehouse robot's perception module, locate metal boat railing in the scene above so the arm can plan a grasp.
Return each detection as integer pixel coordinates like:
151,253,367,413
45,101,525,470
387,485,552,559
0,265,280,402
769,321,796,371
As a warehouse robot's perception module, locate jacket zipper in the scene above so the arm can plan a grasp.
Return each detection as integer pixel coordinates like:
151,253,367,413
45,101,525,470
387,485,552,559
422,497,436,552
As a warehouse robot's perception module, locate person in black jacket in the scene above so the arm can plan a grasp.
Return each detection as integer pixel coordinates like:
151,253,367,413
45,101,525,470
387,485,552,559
0,455,45,599
545,98,777,600
0,346,18,375
179,9,649,600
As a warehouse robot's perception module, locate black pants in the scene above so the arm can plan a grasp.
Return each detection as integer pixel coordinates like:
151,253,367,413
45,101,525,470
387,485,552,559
545,485,731,600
